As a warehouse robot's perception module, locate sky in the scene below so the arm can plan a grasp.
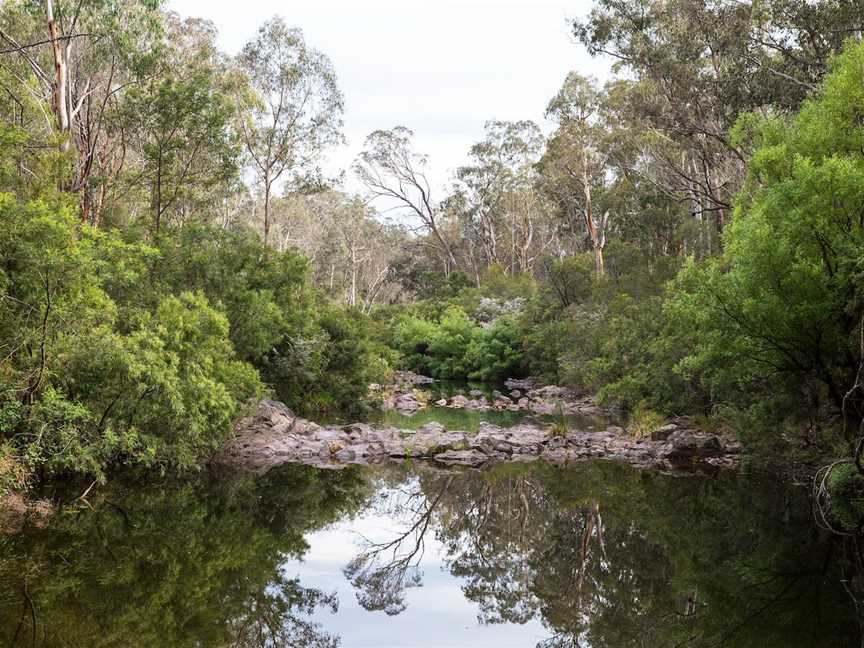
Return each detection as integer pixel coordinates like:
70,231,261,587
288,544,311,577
167,0,610,198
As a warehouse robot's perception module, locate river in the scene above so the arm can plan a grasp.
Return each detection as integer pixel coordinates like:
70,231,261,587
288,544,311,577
0,453,859,647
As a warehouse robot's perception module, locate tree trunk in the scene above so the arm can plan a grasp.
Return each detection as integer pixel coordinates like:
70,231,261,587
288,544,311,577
263,173,272,247
582,152,605,275
45,0,70,148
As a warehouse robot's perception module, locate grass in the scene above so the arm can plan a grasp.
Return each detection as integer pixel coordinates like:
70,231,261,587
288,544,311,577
627,403,666,440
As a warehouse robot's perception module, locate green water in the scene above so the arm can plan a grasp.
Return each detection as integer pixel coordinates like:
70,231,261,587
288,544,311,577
368,379,616,432
0,461,860,647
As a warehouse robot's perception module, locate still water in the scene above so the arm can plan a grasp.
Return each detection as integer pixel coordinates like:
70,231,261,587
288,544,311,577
0,459,860,647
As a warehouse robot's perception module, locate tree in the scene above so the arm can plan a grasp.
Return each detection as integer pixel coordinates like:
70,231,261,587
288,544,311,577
573,0,864,251
452,120,557,278
237,17,344,246
669,39,864,434
0,0,163,221
541,74,614,275
355,126,458,274
118,14,242,234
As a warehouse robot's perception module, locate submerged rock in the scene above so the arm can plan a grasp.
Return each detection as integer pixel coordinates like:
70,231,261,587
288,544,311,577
219,400,742,474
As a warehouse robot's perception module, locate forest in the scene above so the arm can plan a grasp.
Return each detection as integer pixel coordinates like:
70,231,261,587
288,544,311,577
1,0,864,502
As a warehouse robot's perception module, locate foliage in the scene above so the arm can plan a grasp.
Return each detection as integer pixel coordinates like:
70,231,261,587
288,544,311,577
391,305,524,381
0,195,266,481
626,403,666,440
664,40,864,432
826,462,864,531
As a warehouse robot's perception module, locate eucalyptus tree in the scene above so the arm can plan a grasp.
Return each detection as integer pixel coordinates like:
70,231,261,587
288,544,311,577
354,126,458,275
237,17,344,246
117,14,242,233
573,0,864,249
540,73,617,275
272,190,406,310
0,0,163,221
452,120,557,277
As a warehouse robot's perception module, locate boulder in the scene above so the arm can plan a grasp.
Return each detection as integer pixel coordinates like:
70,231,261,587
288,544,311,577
221,399,741,474
659,431,724,464
434,449,490,467
650,423,679,441
448,395,470,408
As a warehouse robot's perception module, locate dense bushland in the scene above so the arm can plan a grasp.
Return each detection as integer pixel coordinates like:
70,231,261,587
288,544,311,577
3,0,864,498
0,192,386,489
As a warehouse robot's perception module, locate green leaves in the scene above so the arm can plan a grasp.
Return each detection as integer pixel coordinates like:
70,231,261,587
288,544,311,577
665,39,864,427
0,195,266,483
392,306,523,381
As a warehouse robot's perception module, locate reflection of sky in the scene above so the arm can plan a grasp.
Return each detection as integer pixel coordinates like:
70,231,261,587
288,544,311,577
281,492,550,647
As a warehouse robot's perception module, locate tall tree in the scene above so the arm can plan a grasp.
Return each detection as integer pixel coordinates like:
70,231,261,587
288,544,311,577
237,17,344,246
0,0,162,221
118,14,242,233
573,0,864,250
541,74,615,275
452,120,556,277
354,126,457,274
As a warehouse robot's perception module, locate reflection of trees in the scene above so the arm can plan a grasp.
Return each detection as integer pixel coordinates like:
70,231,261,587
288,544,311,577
436,471,544,625
0,465,371,648
343,462,860,648
344,476,452,615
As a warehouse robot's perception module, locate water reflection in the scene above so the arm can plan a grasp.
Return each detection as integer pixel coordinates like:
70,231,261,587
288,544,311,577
337,462,861,647
0,461,860,647
0,466,370,647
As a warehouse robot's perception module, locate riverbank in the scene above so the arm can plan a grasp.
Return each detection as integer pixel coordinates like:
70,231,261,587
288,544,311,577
218,396,741,473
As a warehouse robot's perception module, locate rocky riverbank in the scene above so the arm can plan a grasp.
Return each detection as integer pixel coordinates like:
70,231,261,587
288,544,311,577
375,372,608,417
218,399,741,474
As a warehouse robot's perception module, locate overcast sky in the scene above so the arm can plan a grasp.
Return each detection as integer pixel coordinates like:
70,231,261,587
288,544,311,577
167,0,610,197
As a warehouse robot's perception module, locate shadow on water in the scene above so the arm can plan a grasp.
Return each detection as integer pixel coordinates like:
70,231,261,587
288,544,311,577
0,461,861,647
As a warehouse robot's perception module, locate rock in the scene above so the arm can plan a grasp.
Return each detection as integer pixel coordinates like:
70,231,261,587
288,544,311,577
392,370,436,385
469,389,484,397
528,385,570,399
529,400,556,415
435,398,448,406
505,377,536,391
468,397,489,410
0,493,55,535
650,423,678,441
220,399,741,474
448,395,470,408
659,431,724,464
509,390,522,398
392,393,425,414
723,439,744,454
492,396,512,410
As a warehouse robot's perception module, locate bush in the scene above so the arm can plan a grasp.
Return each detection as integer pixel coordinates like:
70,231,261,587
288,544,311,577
391,306,524,381
0,197,265,480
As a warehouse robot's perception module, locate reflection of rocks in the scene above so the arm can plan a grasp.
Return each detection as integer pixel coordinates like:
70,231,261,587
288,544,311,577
220,400,741,473
377,373,607,418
